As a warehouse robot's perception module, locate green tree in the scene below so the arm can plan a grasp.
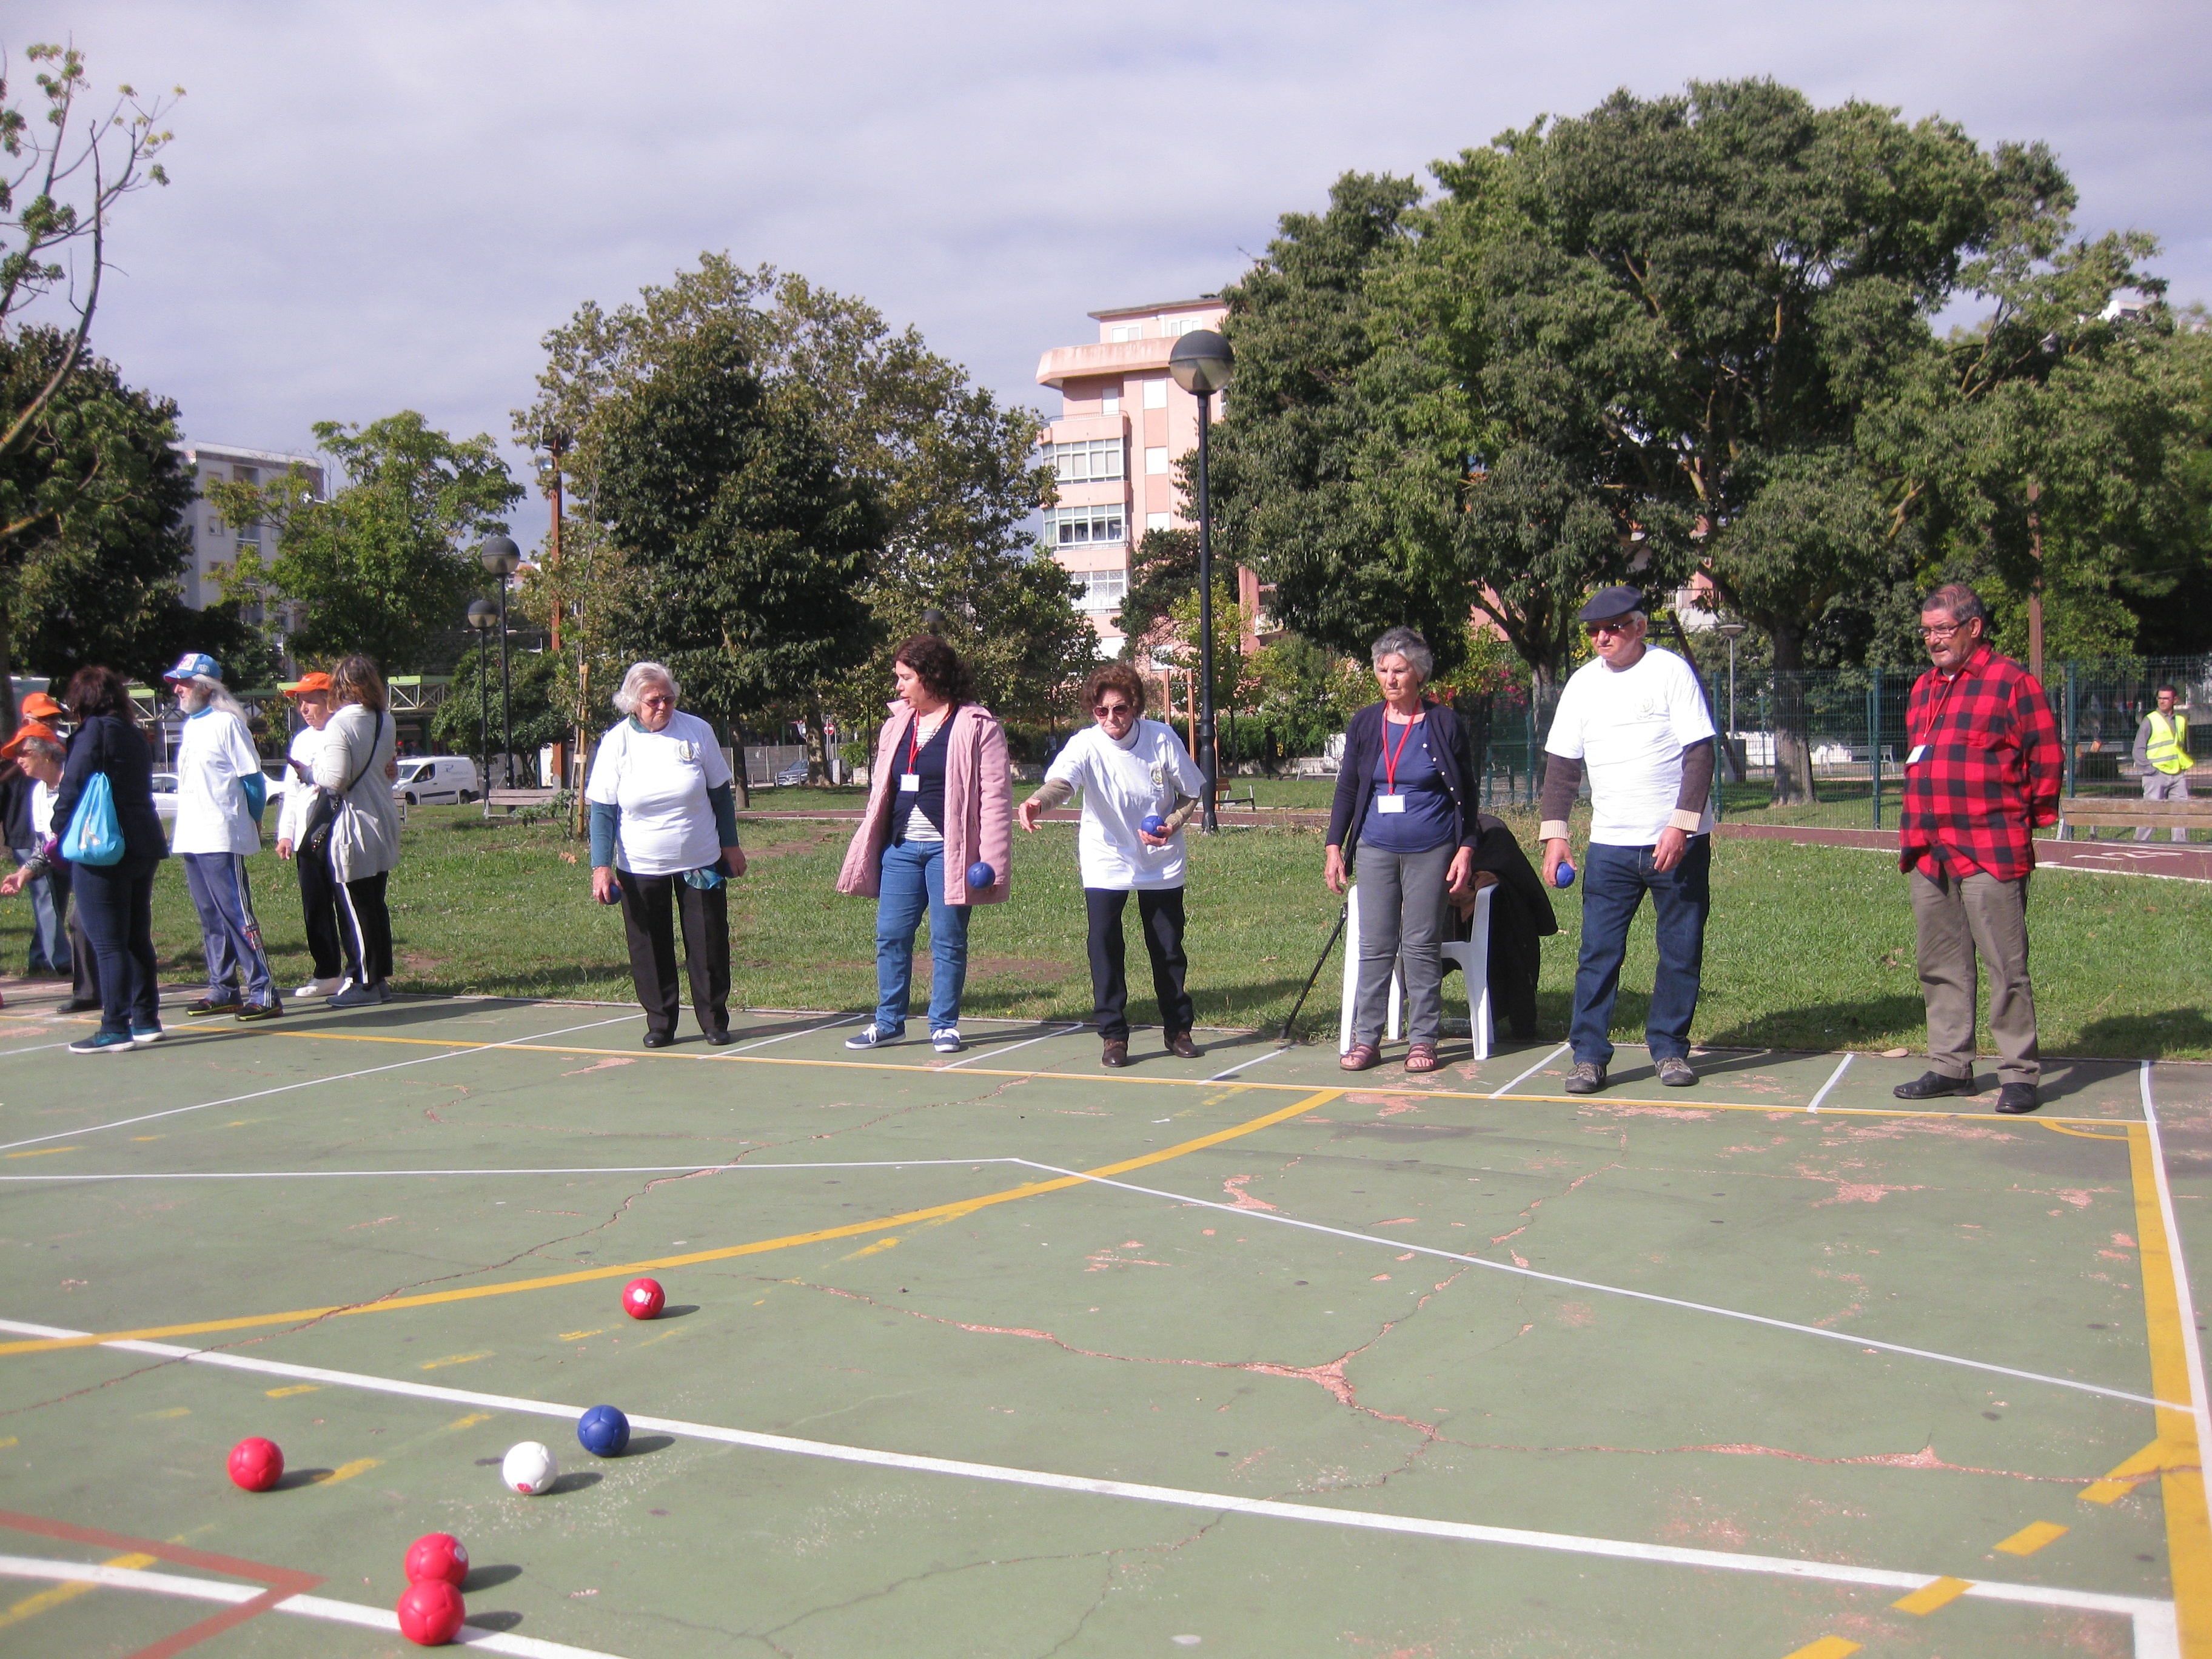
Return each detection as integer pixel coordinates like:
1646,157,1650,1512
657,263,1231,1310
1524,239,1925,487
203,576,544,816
1113,525,1197,650
431,641,584,763
208,412,522,672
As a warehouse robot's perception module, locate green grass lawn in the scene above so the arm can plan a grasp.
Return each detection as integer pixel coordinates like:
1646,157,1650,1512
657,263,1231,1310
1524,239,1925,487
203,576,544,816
5,805,2206,1058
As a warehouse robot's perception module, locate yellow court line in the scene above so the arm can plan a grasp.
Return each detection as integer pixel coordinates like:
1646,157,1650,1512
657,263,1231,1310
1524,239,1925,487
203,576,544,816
2127,1120,2212,1655
0,1088,1341,1358
1991,1520,2068,1557
269,1030,2145,1127
1781,1638,1860,1659
2080,1436,2197,1505
0,1550,156,1631
1891,1575,1972,1615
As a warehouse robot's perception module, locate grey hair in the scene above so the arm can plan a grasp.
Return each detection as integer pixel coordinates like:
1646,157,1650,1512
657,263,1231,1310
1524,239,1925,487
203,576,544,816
181,675,248,723
1370,626,1434,683
1922,583,1988,625
16,734,63,765
614,661,679,715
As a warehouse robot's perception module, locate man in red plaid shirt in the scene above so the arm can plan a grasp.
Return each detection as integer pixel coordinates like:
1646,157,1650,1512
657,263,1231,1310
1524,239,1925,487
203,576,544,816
1892,584,2062,1114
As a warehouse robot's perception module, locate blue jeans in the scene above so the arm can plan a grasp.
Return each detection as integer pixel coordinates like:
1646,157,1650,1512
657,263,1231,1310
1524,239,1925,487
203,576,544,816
12,847,70,973
876,840,970,1033
1569,837,1711,1067
72,856,161,1036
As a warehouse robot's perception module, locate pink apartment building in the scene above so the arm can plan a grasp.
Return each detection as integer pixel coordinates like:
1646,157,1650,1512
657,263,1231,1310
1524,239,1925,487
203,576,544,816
1034,297,1261,649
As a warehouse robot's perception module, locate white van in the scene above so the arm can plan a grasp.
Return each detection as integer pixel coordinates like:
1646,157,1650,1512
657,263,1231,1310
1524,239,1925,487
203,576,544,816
392,756,480,805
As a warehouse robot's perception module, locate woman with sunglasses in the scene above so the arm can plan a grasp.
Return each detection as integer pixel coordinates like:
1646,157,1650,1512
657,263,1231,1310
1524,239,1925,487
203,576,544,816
1019,662,1206,1068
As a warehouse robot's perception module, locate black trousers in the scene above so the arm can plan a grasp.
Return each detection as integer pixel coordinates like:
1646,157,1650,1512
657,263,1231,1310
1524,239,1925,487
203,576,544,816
295,844,343,978
617,869,730,1037
335,868,394,985
50,863,96,1004
1084,886,1192,1042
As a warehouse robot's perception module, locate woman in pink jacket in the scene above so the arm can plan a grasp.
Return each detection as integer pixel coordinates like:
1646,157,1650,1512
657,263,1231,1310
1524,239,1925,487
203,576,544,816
836,635,1013,1053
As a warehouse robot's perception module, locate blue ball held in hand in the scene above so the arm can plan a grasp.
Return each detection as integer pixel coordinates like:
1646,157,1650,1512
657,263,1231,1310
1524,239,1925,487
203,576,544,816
966,861,996,890
577,1404,631,1457
1554,859,1577,890
1141,814,1167,837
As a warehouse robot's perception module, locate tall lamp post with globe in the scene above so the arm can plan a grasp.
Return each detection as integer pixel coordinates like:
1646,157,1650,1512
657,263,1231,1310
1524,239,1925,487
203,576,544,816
477,535,521,786
1166,328,1235,833
465,599,498,809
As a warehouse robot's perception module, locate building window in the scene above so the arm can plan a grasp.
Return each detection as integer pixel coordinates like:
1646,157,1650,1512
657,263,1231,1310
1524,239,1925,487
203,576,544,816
1074,568,1127,611
1108,323,1142,343
1146,512,1171,533
1044,436,1124,483
232,464,259,485
1144,446,1168,475
1045,503,1125,548
1102,394,1119,415
1142,378,1168,410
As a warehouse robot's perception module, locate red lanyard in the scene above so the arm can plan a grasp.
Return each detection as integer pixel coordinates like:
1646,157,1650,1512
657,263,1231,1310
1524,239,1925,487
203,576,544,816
907,707,949,773
1381,715,1418,793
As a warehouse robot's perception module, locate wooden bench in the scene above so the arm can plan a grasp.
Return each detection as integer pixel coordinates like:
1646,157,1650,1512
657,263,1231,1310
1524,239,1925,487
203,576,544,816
2056,793,2211,840
1212,779,1259,812
484,787,559,816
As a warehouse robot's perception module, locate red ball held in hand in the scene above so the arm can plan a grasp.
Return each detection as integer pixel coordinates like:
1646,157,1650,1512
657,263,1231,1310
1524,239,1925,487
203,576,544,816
396,1578,466,1646
226,1437,283,1492
622,1276,665,1319
404,1532,469,1587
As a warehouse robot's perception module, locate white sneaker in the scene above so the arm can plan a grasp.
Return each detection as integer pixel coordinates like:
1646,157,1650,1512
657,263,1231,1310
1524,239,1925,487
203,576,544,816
845,1024,904,1050
295,976,343,998
931,1028,964,1054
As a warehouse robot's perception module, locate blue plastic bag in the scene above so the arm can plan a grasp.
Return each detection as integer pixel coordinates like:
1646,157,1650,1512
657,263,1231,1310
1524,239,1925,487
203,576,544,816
62,773,126,866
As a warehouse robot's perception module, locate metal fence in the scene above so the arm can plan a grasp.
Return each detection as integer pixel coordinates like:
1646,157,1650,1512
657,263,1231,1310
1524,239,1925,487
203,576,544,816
1463,655,2210,827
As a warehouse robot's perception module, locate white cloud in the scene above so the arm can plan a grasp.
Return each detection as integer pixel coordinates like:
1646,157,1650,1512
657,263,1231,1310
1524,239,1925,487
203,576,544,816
16,0,2208,538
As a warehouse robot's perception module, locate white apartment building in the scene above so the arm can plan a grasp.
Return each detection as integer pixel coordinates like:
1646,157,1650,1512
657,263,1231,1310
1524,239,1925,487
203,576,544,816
172,440,325,626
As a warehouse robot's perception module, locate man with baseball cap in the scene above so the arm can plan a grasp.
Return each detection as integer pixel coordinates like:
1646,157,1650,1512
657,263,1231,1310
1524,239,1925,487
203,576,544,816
1539,586,1719,1094
164,652,281,1020
276,672,344,997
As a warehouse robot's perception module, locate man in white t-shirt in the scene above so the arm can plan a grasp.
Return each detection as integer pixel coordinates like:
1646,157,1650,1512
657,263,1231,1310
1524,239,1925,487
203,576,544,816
1539,587,1718,1094
166,654,281,1020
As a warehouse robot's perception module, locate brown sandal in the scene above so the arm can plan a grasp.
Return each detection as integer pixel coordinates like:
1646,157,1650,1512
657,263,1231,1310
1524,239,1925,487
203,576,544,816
1340,1042,1381,1072
1404,1042,1441,1073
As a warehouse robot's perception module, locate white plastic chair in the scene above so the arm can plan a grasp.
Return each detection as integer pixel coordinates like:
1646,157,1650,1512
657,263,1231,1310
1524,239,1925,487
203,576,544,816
1339,882,1493,1061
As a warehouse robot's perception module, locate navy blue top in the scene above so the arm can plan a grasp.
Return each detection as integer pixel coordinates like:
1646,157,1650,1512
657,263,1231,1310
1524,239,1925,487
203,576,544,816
1361,717,1458,854
52,713,167,865
891,711,953,845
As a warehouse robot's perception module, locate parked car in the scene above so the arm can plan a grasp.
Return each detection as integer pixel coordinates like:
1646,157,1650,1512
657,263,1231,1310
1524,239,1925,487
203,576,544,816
149,771,179,829
774,757,809,788
392,755,479,805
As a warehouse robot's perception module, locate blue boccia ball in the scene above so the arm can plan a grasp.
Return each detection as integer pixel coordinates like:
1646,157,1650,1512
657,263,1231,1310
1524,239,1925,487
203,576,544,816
1554,859,1577,890
577,1404,631,1458
966,861,996,890
1140,814,1167,837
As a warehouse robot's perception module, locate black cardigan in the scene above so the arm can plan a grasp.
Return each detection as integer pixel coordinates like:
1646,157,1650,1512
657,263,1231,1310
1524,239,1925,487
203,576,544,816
1326,699,1481,856
52,714,167,863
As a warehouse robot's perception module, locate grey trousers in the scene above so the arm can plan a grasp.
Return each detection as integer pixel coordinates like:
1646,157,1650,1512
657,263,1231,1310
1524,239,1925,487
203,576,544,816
2138,771,2190,842
1352,843,1453,1046
1909,867,2039,1085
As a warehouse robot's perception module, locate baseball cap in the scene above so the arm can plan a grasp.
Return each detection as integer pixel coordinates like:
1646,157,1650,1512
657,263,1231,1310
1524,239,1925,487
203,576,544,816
0,721,58,762
163,652,223,683
18,691,62,720
283,671,334,698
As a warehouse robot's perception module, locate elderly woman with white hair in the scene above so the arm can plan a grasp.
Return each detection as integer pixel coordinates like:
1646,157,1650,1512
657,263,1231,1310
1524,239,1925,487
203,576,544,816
586,662,748,1048
1323,626,1482,1073
164,652,282,1021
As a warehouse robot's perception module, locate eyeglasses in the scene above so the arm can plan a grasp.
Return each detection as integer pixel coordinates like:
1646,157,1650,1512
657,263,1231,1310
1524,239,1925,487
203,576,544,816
1093,702,1134,717
639,694,674,707
1918,623,1970,641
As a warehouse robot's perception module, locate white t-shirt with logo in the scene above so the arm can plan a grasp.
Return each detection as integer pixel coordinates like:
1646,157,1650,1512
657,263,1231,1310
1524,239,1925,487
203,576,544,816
172,708,264,856
1044,719,1206,890
1544,645,1716,846
30,778,57,846
585,711,732,876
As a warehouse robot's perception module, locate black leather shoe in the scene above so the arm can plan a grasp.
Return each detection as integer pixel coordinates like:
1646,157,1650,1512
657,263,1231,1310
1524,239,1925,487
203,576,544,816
1994,1083,2042,1115
1165,1031,1200,1059
1101,1039,1129,1068
704,1029,734,1047
1892,1070,1977,1100
642,1030,674,1049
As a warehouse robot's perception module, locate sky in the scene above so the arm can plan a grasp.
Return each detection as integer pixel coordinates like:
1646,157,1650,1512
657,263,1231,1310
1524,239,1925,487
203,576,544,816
16,1,2211,546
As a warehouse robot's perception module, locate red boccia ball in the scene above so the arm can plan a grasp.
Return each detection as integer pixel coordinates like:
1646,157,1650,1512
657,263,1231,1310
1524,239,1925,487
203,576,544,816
404,1532,469,1587
227,1436,283,1492
622,1276,665,1320
397,1578,466,1646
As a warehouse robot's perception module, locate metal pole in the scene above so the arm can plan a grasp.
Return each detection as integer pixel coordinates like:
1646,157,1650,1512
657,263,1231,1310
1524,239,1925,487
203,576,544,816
1196,390,1218,833
497,574,514,788
1869,676,1882,830
475,626,489,812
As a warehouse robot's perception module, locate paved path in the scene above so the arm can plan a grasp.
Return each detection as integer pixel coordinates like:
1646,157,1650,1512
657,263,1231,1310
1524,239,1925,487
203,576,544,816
1716,821,2212,881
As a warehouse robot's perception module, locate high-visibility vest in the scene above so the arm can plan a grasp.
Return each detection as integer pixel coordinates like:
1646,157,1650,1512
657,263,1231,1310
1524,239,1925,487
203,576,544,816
2147,710,2193,774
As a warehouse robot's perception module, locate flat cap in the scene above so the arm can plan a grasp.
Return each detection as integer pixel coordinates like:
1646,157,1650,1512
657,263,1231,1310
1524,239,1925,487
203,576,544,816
1578,585,1643,623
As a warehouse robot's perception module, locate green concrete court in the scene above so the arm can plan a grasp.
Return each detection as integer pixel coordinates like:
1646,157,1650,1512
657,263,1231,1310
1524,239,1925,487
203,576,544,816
0,988,2207,1659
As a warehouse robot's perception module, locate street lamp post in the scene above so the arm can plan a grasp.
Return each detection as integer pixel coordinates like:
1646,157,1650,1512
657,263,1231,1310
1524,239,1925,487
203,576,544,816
478,535,521,787
1717,618,1746,794
1167,328,1235,833
466,599,498,806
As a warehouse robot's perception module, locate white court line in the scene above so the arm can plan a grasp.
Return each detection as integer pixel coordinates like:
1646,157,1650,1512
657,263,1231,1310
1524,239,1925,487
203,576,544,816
1207,1042,1293,1082
1034,1164,2186,1413
0,1158,1030,1182
725,1012,864,1053
2140,1063,2212,1467
1489,1042,1567,1098
0,1554,626,1657
937,1024,1083,1071
0,1320,2167,1638
1805,1053,1853,1113
0,1041,74,1057
0,1013,641,1152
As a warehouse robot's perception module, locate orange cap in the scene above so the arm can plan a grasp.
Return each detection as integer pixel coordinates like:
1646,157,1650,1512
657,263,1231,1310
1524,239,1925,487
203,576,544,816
1,720,58,762
18,691,62,720
283,672,335,698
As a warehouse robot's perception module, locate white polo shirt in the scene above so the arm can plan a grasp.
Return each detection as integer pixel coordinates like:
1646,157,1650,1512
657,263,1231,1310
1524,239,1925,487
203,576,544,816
1544,645,1715,846
172,708,264,856
585,711,732,876
1044,719,1207,890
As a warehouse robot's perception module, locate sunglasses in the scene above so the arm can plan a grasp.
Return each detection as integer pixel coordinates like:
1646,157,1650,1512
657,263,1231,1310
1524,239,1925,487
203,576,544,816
1586,618,1635,637
1093,702,1135,717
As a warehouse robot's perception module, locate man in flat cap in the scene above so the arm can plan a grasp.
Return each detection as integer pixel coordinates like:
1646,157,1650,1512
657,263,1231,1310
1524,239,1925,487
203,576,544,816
1539,586,1718,1094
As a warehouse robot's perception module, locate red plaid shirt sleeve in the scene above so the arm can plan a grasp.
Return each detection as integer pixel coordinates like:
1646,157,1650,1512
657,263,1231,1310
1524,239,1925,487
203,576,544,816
1897,646,2061,881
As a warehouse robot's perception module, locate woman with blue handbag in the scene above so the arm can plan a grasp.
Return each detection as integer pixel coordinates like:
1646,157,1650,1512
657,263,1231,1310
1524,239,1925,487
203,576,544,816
47,666,167,1052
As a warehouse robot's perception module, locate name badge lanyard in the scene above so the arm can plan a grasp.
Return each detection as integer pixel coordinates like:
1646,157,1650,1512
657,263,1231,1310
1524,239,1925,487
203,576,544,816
1378,718,1416,813
1906,672,1964,768
900,708,944,793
